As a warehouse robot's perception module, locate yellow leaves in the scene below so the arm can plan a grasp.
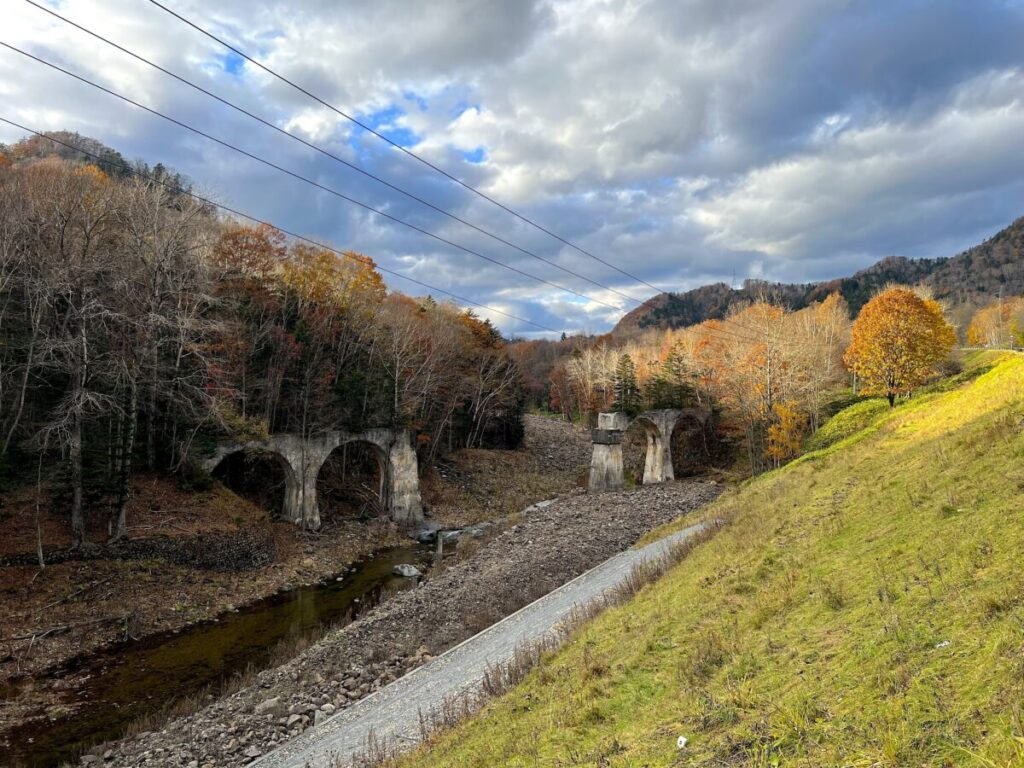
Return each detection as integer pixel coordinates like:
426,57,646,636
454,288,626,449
73,163,109,185
282,245,385,320
766,401,808,463
73,163,113,212
844,288,956,403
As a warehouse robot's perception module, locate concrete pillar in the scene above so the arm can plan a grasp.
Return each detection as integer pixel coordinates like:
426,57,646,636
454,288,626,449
280,459,303,525
589,439,624,492
272,435,325,530
641,427,665,484
298,455,321,531
589,412,630,492
387,431,423,524
648,409,681,484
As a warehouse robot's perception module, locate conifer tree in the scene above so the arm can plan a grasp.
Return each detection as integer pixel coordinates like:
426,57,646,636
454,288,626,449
613,353,641,414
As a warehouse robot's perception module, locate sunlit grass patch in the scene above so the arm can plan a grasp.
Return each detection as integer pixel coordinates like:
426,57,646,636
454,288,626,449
394,353,1024,768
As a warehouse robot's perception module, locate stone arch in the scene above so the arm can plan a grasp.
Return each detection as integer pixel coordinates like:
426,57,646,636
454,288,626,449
314,438,390,521
205,445,301,523
588,406,712,493
669,409,710,477
203,429,423,530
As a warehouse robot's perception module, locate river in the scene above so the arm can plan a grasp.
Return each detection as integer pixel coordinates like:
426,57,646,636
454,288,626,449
2,544,438,767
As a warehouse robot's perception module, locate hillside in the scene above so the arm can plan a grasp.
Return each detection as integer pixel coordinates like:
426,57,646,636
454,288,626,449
397,352,1024,766
618,216,1024,331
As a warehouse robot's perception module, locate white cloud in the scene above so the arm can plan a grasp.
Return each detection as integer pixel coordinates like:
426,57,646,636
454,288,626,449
2,0,1023,334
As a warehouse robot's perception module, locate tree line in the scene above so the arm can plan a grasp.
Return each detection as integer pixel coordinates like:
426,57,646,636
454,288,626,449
0,142,524,544
516,288,956,474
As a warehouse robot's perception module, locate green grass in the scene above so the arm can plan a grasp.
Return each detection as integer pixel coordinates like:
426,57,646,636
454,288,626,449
804,397,890,452
397,352,1024,768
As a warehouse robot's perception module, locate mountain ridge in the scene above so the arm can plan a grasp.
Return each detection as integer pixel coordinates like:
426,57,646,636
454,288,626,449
616,216,1024,332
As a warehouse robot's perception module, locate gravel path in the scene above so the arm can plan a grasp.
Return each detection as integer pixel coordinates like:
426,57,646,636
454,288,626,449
254,520,713,768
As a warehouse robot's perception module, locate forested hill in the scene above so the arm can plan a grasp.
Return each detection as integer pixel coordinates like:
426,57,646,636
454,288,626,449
617,215,1024,332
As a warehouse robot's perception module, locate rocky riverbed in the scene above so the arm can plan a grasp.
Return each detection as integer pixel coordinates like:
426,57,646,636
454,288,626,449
89,480,720,767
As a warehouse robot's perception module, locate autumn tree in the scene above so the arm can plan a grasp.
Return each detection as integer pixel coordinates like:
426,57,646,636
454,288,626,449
967,297,1024,348
766,401,808,466
0,139,531,541
844,288,956,407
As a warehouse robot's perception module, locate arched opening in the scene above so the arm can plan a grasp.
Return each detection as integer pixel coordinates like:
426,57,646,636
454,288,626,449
212,449,292,518
622,417,663,486
670,412,716,477
315,440,388,522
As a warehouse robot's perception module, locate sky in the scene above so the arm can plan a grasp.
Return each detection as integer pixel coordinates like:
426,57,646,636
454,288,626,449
2,0,1023,337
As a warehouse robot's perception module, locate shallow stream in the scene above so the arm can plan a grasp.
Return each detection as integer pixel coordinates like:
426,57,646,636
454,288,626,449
2,544,436,767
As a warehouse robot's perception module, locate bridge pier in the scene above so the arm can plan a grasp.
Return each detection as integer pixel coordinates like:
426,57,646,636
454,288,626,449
588,407,710,493
203,428,423,529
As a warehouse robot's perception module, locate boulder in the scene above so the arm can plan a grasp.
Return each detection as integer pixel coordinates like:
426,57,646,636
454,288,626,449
392,563,422,578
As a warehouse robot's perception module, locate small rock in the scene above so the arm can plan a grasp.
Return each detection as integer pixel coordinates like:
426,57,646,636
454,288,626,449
286,714,303,727
410,521,441,544
676,735,688,749
255,696,280,714
440,529,462,544
392,563,422,578
244,746,261,758
320,703,336,715
935,639,951,649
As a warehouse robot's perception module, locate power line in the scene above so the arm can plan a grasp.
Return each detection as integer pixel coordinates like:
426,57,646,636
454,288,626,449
20,2,771,342
2,38,766,346
0,49,766,345
144,0,668,295
138,1,772,342
1,41,628,313
23,0,652,308
1,110,765,347
0,115,559,334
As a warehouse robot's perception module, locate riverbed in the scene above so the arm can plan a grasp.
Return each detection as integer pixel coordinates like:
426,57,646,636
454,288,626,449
1,545,437,767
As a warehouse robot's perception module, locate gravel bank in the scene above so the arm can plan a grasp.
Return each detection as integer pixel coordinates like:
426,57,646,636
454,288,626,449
91,480,720,767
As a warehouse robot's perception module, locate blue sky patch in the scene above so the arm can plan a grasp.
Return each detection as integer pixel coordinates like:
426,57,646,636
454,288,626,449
220,51,245,76
355,105,421,148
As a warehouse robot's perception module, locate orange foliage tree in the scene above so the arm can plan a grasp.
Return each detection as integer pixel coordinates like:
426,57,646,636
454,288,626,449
844,288,955,406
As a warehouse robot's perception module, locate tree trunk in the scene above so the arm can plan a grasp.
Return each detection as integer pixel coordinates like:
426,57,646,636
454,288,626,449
111,373,137,541
35,450,46,570
70,324,87,550
70,404,85,549
147,344,158,470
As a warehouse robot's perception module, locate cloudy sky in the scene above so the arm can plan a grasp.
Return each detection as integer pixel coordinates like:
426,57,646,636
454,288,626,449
2,0,1023,336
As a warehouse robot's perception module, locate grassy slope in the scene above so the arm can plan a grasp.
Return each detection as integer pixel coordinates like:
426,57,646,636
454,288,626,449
399,353,1024,767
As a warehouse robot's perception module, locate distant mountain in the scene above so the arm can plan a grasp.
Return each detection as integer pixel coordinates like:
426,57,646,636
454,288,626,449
616,216,1024,332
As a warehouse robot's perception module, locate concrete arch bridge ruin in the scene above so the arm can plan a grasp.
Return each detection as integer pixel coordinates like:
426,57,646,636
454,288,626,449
202,428,422,529
588,407,711,493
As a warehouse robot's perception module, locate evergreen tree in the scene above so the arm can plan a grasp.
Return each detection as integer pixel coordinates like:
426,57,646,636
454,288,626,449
613,353,641,414
661,346,697,407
